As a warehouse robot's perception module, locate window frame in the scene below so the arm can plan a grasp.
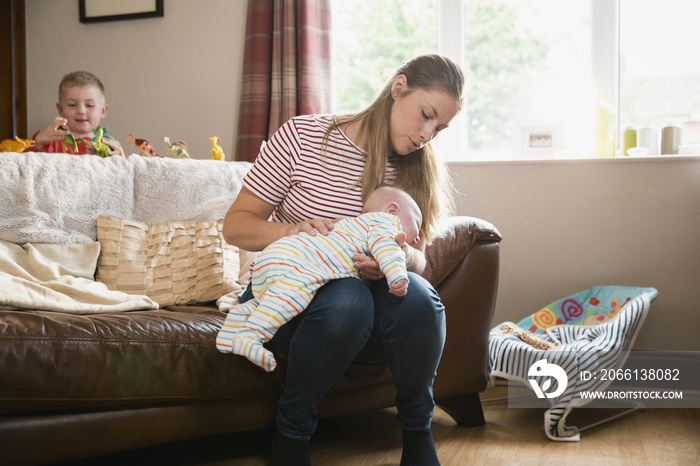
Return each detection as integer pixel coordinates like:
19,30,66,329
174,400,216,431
436,0,620,161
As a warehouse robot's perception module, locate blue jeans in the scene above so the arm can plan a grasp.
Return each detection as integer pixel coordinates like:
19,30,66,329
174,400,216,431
239,273,446,441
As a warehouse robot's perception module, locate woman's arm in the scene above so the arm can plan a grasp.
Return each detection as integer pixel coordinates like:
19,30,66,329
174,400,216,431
222,186,336,252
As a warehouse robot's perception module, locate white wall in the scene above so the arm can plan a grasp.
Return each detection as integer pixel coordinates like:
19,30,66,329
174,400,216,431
26,1,700,351
450,156,700,351
26,0,247,159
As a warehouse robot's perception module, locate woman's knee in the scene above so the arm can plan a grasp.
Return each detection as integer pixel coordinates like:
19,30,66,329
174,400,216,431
374,273,445,332
306,278,375,331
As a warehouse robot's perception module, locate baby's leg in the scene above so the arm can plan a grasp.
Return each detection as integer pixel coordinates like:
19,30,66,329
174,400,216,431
215,300,257,353
243,280,315,341
229,329,277,372
216,299,278,371
227,281,317,372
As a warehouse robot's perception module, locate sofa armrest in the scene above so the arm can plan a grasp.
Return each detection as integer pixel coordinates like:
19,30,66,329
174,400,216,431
422,216,502,400
422,216,501,288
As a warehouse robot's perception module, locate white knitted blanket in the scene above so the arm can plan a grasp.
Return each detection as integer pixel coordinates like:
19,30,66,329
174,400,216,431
0,152,251,244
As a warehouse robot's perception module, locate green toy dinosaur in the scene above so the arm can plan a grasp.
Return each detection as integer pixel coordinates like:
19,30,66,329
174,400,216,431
58,125,79,153
89,125,115,157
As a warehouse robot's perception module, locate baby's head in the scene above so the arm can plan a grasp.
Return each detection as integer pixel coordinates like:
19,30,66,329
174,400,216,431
363,186,423,246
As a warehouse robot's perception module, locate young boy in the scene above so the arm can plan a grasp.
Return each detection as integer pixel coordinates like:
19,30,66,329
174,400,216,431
215,186,423,372
29,71,125,156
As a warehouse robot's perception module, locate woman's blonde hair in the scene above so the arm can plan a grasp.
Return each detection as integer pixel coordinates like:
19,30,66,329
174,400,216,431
325,54,465,241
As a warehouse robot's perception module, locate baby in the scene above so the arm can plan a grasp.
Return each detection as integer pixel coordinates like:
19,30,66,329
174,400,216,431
216,186,422,371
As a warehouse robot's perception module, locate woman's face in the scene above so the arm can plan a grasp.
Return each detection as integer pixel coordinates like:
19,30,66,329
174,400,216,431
389,76,461,155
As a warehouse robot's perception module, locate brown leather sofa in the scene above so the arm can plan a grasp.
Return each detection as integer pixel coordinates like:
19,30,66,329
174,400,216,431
0,216,500,465
0,155,501,465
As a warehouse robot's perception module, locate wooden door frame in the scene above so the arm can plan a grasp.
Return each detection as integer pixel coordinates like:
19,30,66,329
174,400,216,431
1,0,27,139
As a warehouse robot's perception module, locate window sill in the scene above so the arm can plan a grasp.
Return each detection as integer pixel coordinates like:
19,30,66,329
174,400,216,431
446,153,700,166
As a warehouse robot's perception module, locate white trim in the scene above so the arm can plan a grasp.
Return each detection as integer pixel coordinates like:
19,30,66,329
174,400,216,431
591,0,620,148
437,0,468,159
437,0,464,65
447,153,700,167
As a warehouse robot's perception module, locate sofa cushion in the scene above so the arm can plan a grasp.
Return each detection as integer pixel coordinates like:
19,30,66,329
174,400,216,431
96,215,246,306
0,305,283,415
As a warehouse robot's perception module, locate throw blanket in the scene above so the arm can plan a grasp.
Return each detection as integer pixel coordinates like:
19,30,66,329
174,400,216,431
0,239,157,314
0,152,251,244
0,152,134,244
488,285,658,441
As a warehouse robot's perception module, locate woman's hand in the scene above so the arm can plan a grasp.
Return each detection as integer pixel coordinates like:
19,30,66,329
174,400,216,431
352,253,383,280
284,218,336,237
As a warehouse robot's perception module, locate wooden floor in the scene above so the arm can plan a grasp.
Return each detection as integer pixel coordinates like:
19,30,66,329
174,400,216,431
59,386,700,465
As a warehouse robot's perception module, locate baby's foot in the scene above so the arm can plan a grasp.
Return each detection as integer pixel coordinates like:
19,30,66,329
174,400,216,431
231,334,277,372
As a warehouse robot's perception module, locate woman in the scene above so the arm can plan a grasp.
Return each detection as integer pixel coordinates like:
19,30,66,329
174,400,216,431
223,54,465,465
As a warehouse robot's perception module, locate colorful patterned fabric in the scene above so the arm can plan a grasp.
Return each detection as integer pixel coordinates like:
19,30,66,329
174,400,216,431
235,0,332,162
216,212,407,371
489,286,658,441
516,285,658,334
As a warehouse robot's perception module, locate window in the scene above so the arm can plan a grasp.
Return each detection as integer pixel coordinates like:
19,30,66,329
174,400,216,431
331,0,700,161
332,0,437,113
619,0,700,152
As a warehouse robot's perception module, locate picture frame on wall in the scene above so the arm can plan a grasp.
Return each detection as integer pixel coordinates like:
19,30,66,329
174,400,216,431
79,0,164,23
515,123,566,159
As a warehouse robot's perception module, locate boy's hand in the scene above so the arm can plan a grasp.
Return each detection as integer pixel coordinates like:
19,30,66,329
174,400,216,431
103,138,127,157
389,278,408,297
33,117,70,146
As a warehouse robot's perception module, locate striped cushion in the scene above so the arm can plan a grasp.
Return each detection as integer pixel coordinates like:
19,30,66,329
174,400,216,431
96,215,244,306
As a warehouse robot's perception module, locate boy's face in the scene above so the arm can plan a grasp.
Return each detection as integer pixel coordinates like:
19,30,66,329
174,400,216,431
56,85,108,139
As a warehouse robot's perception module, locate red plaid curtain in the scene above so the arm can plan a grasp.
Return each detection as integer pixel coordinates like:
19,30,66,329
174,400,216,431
235,0,332,162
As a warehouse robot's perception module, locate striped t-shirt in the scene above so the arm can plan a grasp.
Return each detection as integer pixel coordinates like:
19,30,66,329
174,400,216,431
244,114,397,224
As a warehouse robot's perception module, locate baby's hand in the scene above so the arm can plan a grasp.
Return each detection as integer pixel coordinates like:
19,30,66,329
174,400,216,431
394,231,406,247
33,117,70,146
389,278,408,297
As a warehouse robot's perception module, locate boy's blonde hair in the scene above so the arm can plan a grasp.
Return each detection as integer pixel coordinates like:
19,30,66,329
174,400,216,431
325,55,465,242
58,71,106,102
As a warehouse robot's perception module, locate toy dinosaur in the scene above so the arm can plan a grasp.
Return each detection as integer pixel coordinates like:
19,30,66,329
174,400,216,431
209,136,225,161
0,136,35,153
89,125,113,157
58,125,79,153
164,136,190,158
127,134,159,157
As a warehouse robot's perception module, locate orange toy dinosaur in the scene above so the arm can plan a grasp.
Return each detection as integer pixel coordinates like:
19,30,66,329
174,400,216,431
127,134,159,157
0,136,35,153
